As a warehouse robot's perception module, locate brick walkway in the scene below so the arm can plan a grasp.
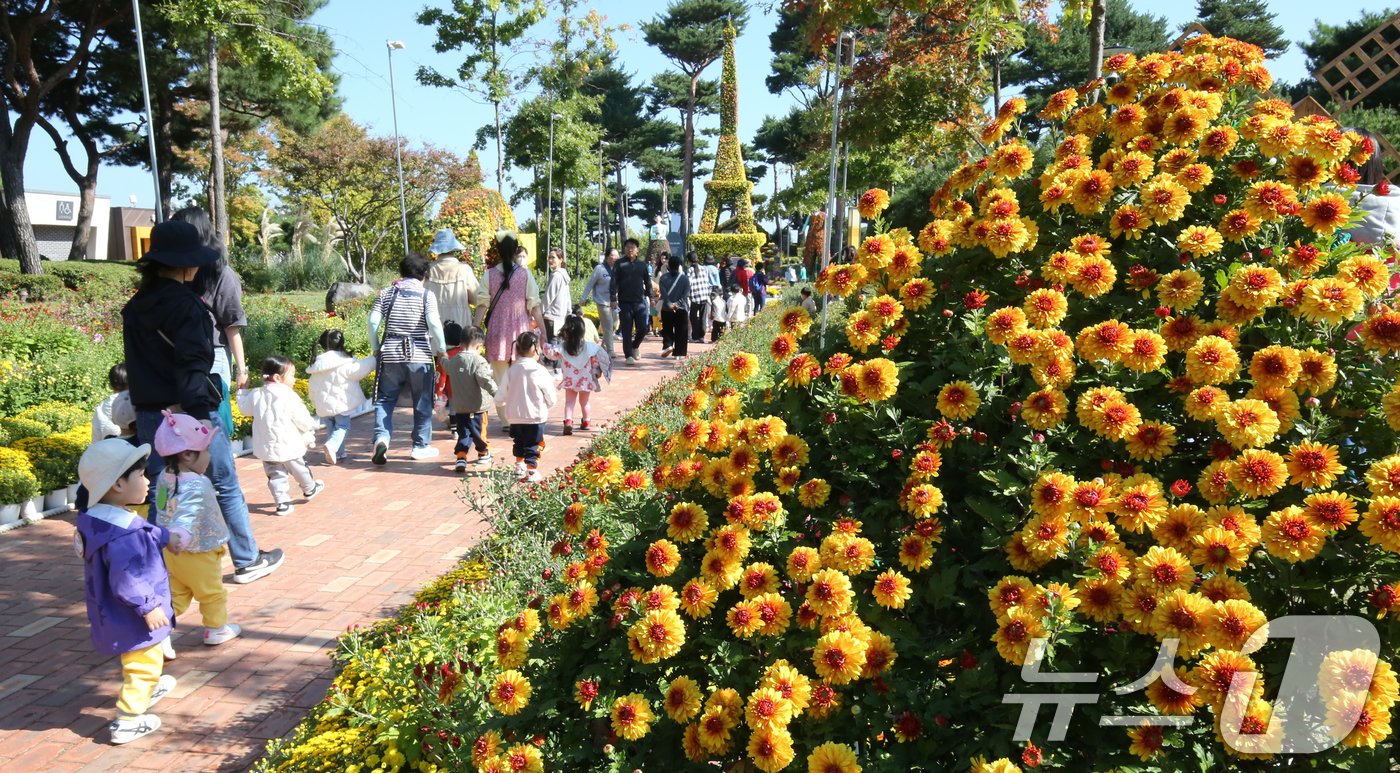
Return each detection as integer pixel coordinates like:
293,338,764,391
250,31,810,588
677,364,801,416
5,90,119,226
0,335,707,772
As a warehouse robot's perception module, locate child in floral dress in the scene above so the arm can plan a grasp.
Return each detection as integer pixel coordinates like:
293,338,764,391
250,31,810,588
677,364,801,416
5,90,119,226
543,314,610,436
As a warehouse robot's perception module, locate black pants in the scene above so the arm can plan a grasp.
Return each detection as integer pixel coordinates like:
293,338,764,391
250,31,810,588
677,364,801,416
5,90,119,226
662,306,689,357
453,411,488,456
618,301,647,359
711,321,726,342
689,301,708,341
509,423,544,467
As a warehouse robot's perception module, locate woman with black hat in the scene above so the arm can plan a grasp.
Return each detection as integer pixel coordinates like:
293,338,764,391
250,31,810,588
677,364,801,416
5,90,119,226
122,220,283,585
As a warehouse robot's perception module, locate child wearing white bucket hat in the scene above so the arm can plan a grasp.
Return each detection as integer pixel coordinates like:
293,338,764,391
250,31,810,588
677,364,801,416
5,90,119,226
154,410,241,653
75,439,190,744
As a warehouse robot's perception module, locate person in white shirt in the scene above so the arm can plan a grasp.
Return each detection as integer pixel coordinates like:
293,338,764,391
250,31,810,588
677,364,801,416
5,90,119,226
725,283,748,328
708,287,728,342
92,363,137,442
495,332,557,483
236,356,324,515
424,228,478,327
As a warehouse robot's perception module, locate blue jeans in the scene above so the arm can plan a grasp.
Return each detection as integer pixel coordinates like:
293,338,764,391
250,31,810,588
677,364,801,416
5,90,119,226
323,414,351,457
618,301,647,359
374,361,434,450
136,409,258,568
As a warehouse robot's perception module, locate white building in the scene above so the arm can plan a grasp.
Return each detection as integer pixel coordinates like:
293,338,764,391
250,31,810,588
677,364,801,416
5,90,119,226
24,189,111,261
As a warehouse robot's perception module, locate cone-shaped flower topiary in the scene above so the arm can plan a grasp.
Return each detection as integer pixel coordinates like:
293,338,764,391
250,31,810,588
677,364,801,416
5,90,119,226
689,21,766,262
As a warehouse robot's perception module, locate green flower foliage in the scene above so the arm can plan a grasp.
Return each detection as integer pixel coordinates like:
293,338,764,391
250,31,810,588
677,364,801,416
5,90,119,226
434,188,518,272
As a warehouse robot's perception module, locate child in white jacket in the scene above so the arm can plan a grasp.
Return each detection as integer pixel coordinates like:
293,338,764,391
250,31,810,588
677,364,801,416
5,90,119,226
306,330,376,465
236,355,324,515
725,283,748,328
495,332,556,483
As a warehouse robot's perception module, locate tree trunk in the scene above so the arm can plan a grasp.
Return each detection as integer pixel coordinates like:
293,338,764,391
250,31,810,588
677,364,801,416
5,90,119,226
155,86,176,214
495,100,506,196
67,173,98,262
991,55,1002,115
773,162,780,256
660,176,670,220
208,31,228,245
615,163,626,249
682,72,697,243
0,114,41,274
1087,0,1107,84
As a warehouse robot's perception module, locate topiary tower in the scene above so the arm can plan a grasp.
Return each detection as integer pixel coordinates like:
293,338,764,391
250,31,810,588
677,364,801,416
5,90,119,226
688,21,766,263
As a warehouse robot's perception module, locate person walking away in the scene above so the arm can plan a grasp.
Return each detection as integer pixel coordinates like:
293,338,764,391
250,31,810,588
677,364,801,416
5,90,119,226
443,324,497,471
717,257,733,296
708,286,728,343
658,254,691,359
237,356,325,515
93,363,136,442
306,329,376,465
581,250,617,356
726,283,748,329
370,253,448,465
686,256,712,343
801,286,818,315
784,262,798,283
152,411,239,653
174,208,250,433
424,228,479,327
543,315,609,435
495,332,556,482
734,259,755,317
704,255,721,291
476,232,547,428
751,261,770,314
122,220,282,585
76,439,189,744
542,247,571,368
610,238,651,364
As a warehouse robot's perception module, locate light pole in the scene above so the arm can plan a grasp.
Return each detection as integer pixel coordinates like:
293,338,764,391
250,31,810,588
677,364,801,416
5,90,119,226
598,141,608,253
547,111,561,256
387,40,409,257
131,0,161,220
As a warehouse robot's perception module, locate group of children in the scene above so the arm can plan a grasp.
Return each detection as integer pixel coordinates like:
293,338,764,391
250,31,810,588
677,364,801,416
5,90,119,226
705,283,750,342
431,313,610,482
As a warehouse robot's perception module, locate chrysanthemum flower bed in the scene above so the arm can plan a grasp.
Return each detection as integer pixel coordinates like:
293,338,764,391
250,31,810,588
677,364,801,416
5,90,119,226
254,307,797,773
270,35,1400,773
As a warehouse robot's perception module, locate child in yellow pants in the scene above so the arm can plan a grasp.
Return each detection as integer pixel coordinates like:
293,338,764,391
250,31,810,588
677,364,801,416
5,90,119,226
155,411,240,650
76,439,190,744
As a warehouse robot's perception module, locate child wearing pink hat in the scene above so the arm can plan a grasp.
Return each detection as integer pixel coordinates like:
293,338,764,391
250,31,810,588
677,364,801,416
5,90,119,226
154,411,240,651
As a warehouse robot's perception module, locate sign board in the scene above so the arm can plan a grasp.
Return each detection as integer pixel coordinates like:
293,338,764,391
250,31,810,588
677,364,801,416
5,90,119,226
55,200,74,221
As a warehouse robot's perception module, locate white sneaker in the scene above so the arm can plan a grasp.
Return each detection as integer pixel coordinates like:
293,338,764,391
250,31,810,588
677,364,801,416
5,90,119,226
515,461,528,480
160,637,176,661
204,623,241,646
322,444,337,466
303,481,326,500
525,468,543,483
110,713,161,744
148,674,177,709
473,452,493,466
410,446,440,460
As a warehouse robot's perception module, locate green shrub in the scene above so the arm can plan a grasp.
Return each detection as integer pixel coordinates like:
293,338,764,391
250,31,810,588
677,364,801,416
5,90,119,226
0,416,50,443
0,347,121,416
11,430,85,489
0,271,64,301
17,401,89,433
0,467,39,505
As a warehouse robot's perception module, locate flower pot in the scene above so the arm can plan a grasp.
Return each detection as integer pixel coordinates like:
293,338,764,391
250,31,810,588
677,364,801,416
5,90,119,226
66,483,79,504
44,489,67,511
231,438,245,453
0,503,20,526
22,497,41,519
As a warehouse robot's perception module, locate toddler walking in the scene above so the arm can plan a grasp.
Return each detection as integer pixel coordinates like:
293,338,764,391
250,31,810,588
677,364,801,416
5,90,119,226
725,283,748,330
92,362,136,442
708,286,727,342
307,329,376,465
496,332,556,483
543,315,610,436
441,323,497,472
237,356,325,515
153,411,239,652
76,439,189,744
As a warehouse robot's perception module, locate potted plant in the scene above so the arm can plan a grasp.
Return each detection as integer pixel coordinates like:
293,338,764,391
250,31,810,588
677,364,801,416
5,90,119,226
0,467,40,525
230,400,251,454
13,433,82,512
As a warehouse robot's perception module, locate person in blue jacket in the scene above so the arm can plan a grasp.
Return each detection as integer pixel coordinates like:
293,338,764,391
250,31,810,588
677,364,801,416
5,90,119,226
75,439,191,745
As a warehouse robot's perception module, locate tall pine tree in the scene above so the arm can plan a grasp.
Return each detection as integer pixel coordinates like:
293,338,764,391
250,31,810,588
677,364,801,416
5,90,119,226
1192,0,1288,58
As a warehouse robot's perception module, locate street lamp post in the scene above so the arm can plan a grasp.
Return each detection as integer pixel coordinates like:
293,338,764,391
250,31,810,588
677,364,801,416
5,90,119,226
131,0,162,221
547,112,562,257
598,141,607,254
387,40,409,257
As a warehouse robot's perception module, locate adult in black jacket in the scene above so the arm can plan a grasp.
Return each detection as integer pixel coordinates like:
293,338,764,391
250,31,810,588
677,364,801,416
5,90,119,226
609,238,651,363
122,220,283,584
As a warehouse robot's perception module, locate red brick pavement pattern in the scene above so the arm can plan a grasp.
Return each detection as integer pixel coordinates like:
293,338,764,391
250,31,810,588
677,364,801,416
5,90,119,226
0,335,708,772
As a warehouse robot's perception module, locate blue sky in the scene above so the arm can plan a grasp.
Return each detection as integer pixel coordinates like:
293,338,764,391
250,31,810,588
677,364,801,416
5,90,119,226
21,0,1384,229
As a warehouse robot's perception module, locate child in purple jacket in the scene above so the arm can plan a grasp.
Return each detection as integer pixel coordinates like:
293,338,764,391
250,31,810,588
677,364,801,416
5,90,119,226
76,439,190,745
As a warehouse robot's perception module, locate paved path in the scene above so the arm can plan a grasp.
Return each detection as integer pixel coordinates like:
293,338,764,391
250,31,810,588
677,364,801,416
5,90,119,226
0,335,707,772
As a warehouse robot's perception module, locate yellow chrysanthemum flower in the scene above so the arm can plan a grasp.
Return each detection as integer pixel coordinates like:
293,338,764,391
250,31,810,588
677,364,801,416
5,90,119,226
488,670,532,715
937,381,980,420
807,741,862,773
1262,506,1327,563
610,693,655,741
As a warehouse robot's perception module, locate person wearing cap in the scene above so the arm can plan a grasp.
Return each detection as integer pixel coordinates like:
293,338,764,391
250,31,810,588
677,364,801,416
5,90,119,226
425,228,479,327
580,248,618,356
153,410,240,652
122,220,284,585
75,439,190,745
